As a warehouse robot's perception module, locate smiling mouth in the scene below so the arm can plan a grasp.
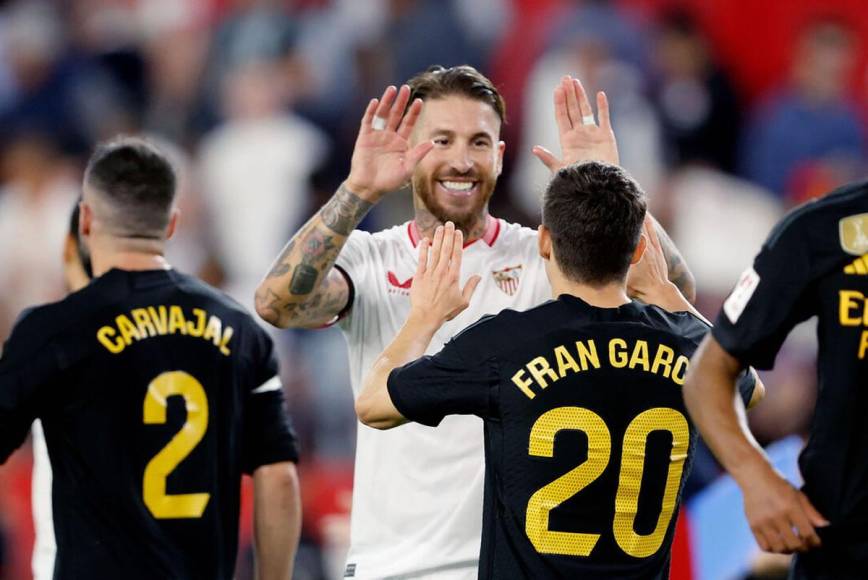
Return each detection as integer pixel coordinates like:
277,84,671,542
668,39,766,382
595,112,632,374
437,180,478,198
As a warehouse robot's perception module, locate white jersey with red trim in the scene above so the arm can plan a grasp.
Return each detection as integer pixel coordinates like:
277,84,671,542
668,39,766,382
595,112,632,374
336,217,551,579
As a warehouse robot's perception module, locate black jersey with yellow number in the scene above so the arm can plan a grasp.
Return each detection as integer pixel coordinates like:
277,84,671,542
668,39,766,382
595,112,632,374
388,295,754,580
713,180,868,572
0,268,298,580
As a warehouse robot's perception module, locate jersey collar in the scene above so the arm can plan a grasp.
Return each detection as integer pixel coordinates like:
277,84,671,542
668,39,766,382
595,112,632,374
407,215,500,249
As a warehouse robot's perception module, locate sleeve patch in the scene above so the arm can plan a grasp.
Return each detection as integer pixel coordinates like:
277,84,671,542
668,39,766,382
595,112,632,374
723,267,760,324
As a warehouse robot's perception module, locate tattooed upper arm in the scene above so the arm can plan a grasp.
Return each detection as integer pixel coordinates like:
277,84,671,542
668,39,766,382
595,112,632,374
653,218,697,303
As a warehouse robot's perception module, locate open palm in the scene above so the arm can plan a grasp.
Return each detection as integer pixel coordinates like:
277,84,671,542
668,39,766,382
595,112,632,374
533,76,620,172
347,85,433,199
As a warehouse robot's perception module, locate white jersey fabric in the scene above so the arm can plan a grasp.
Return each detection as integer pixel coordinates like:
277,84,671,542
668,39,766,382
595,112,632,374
336,217,551,579
31,420,56,580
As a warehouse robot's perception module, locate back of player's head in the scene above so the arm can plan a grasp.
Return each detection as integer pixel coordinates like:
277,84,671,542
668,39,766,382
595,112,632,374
408,65,506,126
83,137,176,239
542,162,646,285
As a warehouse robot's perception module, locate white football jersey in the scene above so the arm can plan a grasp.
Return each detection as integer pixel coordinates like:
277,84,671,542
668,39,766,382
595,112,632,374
336,217,551,579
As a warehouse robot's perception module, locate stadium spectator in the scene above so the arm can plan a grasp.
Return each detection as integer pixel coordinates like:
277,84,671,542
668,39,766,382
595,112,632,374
740,18,866,201
0,137,301,579
255,66,693,579
685,178,868,575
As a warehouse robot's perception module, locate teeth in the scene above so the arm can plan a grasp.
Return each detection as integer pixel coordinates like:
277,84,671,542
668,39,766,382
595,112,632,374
441,181,474,191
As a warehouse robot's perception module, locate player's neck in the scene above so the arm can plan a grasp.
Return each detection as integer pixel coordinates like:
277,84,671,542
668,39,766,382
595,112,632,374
90,238,171,277
413,207,490,243
550,274,631,309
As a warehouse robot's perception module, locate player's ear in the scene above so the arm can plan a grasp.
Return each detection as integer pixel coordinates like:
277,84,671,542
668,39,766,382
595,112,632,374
79,200,92,238
630,233,647,265
538,225,552,260
166,209,180,240
495,140,505,176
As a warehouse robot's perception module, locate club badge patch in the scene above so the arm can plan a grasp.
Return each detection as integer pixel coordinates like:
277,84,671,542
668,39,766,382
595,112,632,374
723,267,760,324
839,213,868,256
492,264,523,296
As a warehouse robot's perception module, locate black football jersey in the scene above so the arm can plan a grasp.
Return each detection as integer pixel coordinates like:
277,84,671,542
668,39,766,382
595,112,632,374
388,295,755,579
713,180,868,571
0,269,298,579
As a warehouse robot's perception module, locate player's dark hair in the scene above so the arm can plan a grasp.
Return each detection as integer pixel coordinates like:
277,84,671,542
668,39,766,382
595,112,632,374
69,201,93,277
84,137,176,238
543,162,646,285
407,65,506,126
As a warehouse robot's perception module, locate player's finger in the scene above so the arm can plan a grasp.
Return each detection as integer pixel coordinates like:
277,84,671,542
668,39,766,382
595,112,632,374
437,222,455,274
449,228,464,279
462,275,482,302
553,85,572,132
751,526,771,552
532,146,563,173
387,85,410,132
800,493,830,528
564,76,581,127
646,216,663,251
416,238,429,277
398,98,423,140
790,510,821,551
359,98,379,134
597,91,612,131
373,85,397,127
406,140,434,169
574,78,594,122
429,225,445,272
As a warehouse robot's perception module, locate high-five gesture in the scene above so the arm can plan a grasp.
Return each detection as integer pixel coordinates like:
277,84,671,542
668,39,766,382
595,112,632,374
533,75,619,172
410,222,482,327
346,85,434,201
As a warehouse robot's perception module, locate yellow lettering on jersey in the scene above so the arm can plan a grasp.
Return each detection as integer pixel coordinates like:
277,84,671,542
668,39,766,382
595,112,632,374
628,340,650,371
131,308,157,338
528,356,559,389
97,326,125,354
554,346,580,378
576,340,600,371
671,355,690,385
859,331,868,359
839,290,864,326
203,315,222,347
512,369,537,399
116,314,141,345
609,338,628,368
148,305,168,334
168,306,188,335
650,345,675,378
218,326,234,356
187,308,207,337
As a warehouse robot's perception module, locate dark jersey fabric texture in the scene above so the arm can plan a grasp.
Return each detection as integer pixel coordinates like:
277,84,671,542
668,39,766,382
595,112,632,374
713,180,868,578
0,268,298,580
389,295,755,579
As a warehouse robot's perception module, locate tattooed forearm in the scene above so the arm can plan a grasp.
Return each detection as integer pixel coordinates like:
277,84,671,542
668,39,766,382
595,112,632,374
266,240,296,278
322,184,374,235
290,265,319,295
654,221,697,303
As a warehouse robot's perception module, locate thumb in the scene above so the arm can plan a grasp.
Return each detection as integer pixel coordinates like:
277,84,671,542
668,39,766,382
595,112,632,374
407,140,435,168
799,493,830,527
532,146,564,173
462,275,482,303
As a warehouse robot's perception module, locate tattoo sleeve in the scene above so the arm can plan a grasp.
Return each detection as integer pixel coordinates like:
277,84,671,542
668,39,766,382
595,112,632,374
654,220,697,304
256,183,373,328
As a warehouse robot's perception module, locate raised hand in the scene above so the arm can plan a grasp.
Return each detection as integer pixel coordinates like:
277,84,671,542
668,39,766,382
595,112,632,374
345,85,434,202
533,75,619,172
627,215,669,301
409,222,481,327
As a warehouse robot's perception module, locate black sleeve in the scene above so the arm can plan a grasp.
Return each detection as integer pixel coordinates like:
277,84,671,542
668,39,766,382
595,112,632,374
0,315,57,463
386,335,499,428
713,213,816,369
735,367,757,407
241,327,299,474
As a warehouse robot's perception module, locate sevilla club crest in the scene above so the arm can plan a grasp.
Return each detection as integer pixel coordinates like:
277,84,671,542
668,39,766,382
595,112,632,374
492,264,522,296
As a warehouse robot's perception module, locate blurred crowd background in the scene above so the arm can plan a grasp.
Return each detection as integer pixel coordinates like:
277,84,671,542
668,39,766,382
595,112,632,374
0,0,865,578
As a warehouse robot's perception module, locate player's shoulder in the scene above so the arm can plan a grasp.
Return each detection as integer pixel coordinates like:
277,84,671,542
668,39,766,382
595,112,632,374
633,302,710,346
766,180,868,249
451,298,562,352
491,219,538,250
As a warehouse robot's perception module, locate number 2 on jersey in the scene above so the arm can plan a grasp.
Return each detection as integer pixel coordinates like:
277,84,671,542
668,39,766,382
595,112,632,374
142,371,210,519
526,406,689,558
